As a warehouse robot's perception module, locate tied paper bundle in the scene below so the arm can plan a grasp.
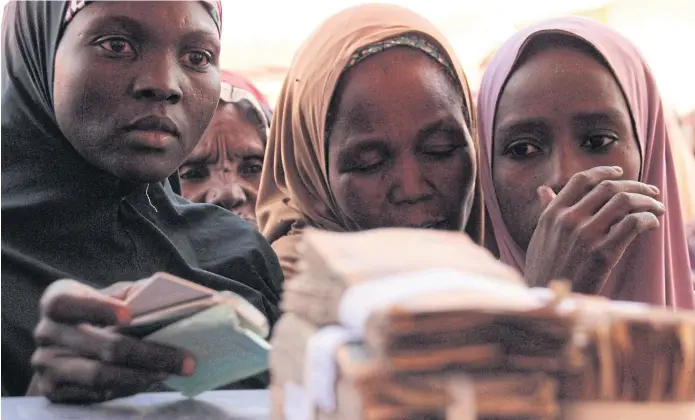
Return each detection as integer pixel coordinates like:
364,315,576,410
271,314,560,420
271,228,585,420
283,228,524,326
447,297,695,420
557,298,695,418
284,229,582,375
118,272,271,396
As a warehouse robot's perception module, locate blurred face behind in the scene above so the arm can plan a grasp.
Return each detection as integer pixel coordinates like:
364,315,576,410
52,1,221,183
179,103,265,227
326,47,475,231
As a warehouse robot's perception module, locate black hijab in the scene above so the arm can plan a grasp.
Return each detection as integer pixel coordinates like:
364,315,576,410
1,1,283,396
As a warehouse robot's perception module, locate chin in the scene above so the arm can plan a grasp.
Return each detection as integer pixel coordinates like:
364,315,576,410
109,164,177,184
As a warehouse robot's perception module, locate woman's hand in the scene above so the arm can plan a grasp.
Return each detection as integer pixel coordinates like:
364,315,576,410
29,279,195,403
524,166,664,293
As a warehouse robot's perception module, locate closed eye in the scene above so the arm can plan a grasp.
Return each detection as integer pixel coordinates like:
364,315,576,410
422,144,460,158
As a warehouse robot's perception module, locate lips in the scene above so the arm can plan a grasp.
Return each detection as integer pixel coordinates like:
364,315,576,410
126,115,180,136
124,115,181,149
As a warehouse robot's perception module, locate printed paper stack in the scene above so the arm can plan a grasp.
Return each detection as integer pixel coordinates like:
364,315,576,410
271,228,695,419
447,297,695,419
270,228,581,420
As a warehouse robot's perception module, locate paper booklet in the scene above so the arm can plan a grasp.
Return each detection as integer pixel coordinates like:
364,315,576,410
117,272,271,397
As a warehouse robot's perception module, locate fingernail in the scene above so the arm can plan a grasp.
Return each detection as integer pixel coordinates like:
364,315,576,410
612,166,623,173
651,185,660,194
181,356,196,377
115,307,132,326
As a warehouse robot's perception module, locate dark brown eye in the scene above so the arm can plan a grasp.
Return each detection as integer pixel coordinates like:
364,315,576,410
99,38,135,54
179,166,209,181
240,160,263,176
182,51,212,69
506,142,541,157
581,135,617,151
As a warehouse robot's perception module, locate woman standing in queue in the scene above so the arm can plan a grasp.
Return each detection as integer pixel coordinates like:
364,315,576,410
178,72,271,229
256,4,484,280
477,17,694,308
1,0,282,402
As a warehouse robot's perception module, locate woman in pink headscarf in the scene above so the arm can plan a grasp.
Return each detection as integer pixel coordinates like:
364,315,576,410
477,16,694,308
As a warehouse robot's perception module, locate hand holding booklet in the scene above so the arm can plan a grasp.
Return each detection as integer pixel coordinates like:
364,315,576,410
117,272,271,397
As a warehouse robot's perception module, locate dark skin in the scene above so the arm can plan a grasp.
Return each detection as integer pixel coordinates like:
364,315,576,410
327,47,475,231
31,2,222,403
492,43,664,293
53,1,221,183
179,103,265,228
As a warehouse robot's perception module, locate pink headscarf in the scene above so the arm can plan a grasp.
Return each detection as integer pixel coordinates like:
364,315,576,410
477,16,694,309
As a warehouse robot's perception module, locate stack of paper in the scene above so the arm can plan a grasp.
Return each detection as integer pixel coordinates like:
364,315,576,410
271,228,695,419
118,272,271,396
270,228,581,419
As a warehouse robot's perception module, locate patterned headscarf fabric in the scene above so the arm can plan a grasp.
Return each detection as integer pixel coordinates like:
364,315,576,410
345,34,456,79
477,16,694,309
64,0,223,36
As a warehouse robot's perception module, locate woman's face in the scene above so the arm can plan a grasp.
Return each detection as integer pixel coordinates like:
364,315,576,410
492,44,641,251
179,103,265,227
327,47,475,231
53,1,221,183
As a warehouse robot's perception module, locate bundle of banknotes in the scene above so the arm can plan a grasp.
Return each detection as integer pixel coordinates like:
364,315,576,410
271,228,695,420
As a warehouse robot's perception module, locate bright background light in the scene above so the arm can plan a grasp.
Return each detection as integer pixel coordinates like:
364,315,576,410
220,0,695,114
0,1,692,114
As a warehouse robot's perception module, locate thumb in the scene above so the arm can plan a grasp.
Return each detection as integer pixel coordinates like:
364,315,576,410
537,185,556,211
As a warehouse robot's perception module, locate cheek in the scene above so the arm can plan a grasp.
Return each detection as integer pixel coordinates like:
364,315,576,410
434,151,475,199
53,61,121,143
621,141,642,181
184,84,221,150
180,180,210,201
329,174,384,219
247,177,262,197
492,162,541,215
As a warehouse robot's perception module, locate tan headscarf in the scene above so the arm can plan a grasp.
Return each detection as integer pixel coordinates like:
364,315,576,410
256,3,483,280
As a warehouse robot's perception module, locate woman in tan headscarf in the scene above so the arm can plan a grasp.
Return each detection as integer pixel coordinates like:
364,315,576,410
256,4,483,280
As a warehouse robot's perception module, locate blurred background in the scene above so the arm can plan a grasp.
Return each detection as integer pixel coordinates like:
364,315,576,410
0,0,692,119
220,0,695,118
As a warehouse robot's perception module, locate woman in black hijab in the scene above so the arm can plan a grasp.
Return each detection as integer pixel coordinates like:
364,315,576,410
1,1,282,401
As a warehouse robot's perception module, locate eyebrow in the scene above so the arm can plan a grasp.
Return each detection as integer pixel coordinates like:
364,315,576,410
182,152,216,166
496,118,551,136
85,15,219,49
84,15,148,38
415,118,464,144
226,144,265,161
571,109,626,127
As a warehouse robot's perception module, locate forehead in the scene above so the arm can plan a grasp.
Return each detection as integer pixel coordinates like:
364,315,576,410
496,46,631,127
334,47,462,127
69,1,218,40
191,104,264,156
